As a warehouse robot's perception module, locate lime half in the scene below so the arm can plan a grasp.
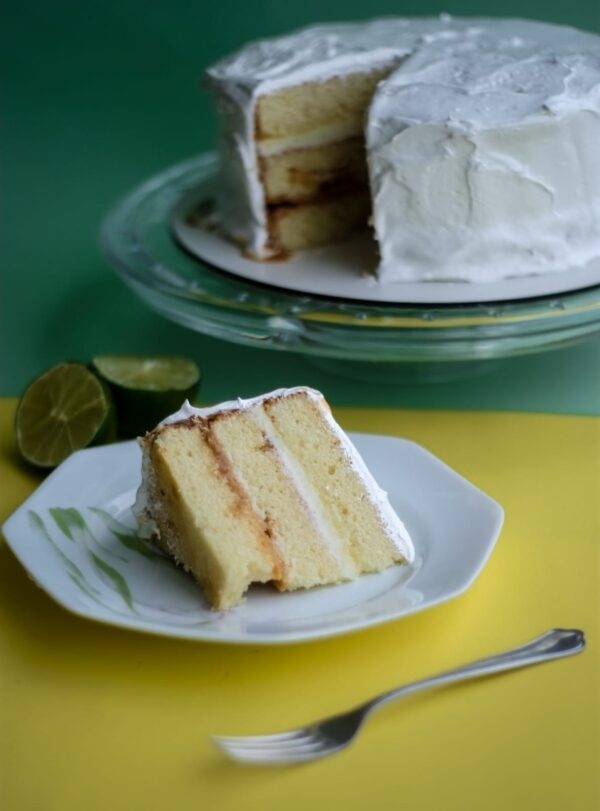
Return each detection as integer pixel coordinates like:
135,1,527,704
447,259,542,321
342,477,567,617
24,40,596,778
16,363,116,468
91,355,201,437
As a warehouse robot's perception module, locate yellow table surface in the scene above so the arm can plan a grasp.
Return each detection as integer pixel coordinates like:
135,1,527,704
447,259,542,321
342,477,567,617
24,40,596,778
1,397,598,810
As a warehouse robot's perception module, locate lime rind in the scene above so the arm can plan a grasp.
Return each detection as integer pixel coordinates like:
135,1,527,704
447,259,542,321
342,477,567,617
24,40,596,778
91,355,201,438
91,355,200,392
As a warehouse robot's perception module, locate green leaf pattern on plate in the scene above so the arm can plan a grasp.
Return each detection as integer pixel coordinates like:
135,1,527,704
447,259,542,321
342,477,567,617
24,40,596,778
48,507,85,540
29,511,112,610
50,506,128,563
30,511,86,579
33,507,138,614
90,507,167,560
28,506,219,627
90,552,134,610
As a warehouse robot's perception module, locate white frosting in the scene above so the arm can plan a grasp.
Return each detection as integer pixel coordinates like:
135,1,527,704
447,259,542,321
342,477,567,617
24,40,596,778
154,387,414,562
133,447,158,538
206,17,600,279
160,387,313,423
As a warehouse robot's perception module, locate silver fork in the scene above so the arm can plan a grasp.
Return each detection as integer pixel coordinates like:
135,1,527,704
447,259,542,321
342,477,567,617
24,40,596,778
212,628,584,765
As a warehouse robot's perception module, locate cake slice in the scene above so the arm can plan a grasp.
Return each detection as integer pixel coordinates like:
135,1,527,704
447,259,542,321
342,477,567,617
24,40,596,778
134,387,413,610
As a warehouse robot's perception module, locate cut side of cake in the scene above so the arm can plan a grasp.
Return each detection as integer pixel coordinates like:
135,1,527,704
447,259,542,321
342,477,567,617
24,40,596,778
135,387,413,610
255,65,392,257
266,192,371,255
254,66,396,255
259,135,372,254
211,57,399,258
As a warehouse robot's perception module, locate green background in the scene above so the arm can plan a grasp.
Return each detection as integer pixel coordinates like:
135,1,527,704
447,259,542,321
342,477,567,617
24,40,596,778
3,1,600,411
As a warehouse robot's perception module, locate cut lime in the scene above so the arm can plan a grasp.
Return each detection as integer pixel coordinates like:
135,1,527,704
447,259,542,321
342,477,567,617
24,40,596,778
91,355,201,437
15,363,116,468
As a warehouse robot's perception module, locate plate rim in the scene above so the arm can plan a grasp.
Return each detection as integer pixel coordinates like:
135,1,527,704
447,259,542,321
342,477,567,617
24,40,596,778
2,434,504,645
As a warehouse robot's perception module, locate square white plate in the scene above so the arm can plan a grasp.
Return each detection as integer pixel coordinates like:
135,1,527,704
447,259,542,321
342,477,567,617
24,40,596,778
2,434,503,644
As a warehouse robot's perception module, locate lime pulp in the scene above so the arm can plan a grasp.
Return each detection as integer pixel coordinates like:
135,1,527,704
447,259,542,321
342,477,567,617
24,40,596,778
15,362,115,468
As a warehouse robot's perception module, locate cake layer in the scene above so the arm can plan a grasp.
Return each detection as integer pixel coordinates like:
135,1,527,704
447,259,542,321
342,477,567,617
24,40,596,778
144,422,277,610
267,192,370,253
209,406,359,589
259,137,367,203
255,66,394,146
265,394,408,572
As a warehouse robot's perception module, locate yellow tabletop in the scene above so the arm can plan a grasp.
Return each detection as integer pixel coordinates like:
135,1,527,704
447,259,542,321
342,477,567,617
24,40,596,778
1,397,598,810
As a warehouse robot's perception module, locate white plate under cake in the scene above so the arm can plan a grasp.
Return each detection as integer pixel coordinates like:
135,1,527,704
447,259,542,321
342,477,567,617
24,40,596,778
2,430,503,644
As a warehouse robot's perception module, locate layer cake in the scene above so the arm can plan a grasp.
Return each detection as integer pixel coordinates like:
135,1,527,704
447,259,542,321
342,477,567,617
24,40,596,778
134,387,413,610
206,17,600,281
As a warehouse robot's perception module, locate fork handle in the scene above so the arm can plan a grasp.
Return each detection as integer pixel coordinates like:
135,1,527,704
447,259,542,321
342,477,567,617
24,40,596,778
365,629,585,715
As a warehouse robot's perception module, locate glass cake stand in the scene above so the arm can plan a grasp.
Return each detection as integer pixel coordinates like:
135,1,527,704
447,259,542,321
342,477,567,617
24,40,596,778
100,153,600,377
